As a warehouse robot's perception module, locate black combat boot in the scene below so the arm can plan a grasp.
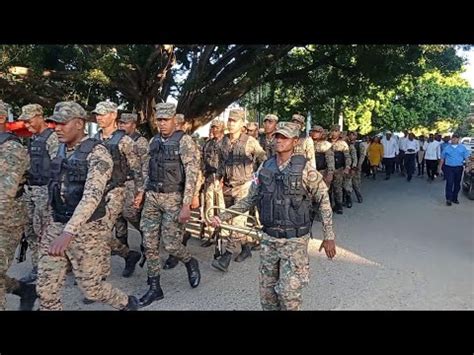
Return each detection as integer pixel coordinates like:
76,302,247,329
122,296,140,311
163,255,179,270
122,250,141,278
345,191,353,208
251,240,261,251
20,266,38,284
235,244,252,262
211,251,232,272
182,231,192,246
201,239,214,247
139,276,164,307
13,282,38,311
83,297,95,304
335,203,343,214
354,190,363,203
185,257,201,288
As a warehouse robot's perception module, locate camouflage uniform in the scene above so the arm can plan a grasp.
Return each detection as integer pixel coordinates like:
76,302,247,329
92,102,144,278
140,103,200,278
330,126,351,207
115,113,149,243
218,122,335,310
19,104,60,273
291,114,316,169
344,141,358,194
36,102,131,310
312,125,335,186
217,109,267,253
352,140,367,197
202,119,225,236
0,128,30,310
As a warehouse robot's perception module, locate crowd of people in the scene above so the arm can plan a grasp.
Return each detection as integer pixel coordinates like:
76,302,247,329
0,98,471,311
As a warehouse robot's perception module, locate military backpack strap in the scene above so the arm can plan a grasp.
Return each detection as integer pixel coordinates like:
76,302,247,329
0,132,21,145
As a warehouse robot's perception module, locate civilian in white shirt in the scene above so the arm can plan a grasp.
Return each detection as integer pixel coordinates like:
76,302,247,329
396,130,409,175
380,131,399,180
403,132,419,181
424,133,441,182
417,135,427,176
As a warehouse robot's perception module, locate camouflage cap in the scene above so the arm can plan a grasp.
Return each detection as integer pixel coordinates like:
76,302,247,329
155,102,176,118
18,104,44,121
228,108,246,121
247,122,259,130
273,122,300,139
47,101,87,123
263,114,278,122
210,119,225,129
175,114,185,124
92,101,118,115
311,124,324,132
119,113,138,123
0,101,8,116
330,124,341,131
291,113,305,125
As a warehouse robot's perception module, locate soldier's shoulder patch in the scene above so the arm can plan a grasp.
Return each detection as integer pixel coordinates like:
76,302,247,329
307,169,322,184
95,159,111,174
251,172,260,185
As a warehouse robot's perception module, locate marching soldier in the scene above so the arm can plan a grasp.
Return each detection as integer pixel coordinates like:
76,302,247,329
310,125,335,187
211,108,267,272
343,132,358,208
115,113,149,264
18,104,60,284
348,131,365,203
0,101,37,311
258,114,278,159
92,102,142,281
200,119,226,247
290,113,316,169
210,122,336,310
37,101,139,310
133,103,201,307
329,124,351,214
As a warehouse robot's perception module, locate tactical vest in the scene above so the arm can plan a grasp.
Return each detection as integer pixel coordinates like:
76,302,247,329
146,130,185,193
49,139,107,224
0,132,24,198
355,141,361,160
0,132,21,145
129,131,141,142
222,133,253,187
94,130,130,187
333,141,346,169
203,138,221,177
257,155,312,239
315,152,327,171
259,134,275,158
27,128,54,186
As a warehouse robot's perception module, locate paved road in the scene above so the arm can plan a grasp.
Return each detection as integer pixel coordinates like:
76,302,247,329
6,173,473,310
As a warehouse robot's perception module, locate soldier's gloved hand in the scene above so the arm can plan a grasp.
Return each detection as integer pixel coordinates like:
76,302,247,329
133,191,145,209
49,232,74,257
208,216,222,228
178,204,191,224
191,195,200,210
319,239,336,259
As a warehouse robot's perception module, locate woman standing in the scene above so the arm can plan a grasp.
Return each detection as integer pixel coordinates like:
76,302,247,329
367,136,384,179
